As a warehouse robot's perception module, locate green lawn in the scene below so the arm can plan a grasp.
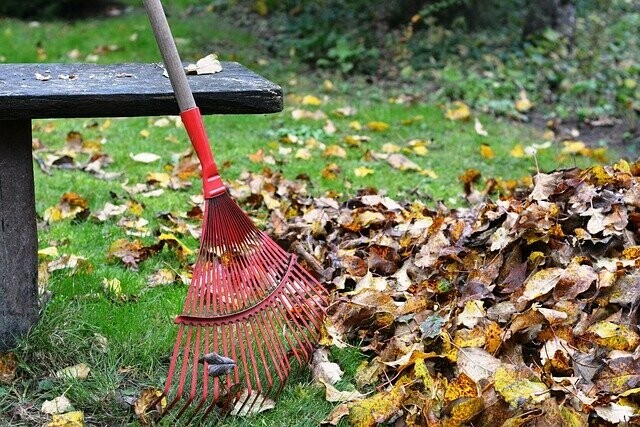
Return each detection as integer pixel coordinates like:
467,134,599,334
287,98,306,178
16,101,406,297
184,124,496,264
0,3,608,426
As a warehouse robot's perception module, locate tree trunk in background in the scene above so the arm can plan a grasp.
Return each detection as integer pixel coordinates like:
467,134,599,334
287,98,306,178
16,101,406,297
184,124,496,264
523,0,576,42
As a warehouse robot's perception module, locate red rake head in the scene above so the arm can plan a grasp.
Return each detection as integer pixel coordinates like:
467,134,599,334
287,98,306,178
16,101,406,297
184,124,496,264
159,193,328,423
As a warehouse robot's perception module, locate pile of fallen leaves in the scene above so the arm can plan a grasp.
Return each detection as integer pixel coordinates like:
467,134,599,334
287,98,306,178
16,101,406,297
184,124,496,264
226,160,640,426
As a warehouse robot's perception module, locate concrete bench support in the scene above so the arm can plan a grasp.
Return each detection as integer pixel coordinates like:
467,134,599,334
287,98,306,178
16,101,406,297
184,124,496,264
0,62,282,350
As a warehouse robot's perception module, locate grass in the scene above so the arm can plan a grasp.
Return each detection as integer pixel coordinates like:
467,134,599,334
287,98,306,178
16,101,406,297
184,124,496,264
0,3,608,426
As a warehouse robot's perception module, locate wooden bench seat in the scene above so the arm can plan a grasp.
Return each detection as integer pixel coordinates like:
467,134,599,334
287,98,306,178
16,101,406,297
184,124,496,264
0,62,282,350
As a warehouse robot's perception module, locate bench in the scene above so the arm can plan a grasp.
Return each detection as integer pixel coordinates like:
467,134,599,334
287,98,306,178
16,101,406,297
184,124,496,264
0,62,283,350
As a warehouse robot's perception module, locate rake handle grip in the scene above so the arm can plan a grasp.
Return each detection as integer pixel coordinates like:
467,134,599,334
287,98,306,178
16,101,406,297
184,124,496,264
143,0,224,198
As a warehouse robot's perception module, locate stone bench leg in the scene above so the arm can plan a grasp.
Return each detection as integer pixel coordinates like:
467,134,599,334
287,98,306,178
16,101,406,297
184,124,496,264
0,120,39,350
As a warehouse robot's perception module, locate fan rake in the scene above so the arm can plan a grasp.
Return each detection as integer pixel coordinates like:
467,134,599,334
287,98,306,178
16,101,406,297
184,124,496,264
143,0,328,422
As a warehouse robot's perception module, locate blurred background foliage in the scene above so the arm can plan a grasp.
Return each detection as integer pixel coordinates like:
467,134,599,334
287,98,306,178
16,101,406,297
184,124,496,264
1,0,638,141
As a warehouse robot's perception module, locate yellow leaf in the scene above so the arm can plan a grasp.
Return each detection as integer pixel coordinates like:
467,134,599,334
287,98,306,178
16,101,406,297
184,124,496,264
510,144,525,158
561,140,586,154
139,129,150,138
47,411,84,427
302,95,322,106
323,79,335,91
102,278,122,298
322,163,341,179
323,145,347,158
367,121,390,132
381,143,401,153
348,376,409,427
38,246,59,258
295,148,311,160
354,166,375,177
494,366,549,407
418,169,438,178
445,101,471,121
56,363,90,380
515,91,533,112
349,121,362,130
479,144,495,159
444,397,484,427
412,145,429,156
587,321,640,351
543,130,555,141
158,233,194,256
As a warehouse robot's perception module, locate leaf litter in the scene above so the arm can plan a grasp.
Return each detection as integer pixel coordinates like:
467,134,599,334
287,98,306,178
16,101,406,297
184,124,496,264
224,159,640,425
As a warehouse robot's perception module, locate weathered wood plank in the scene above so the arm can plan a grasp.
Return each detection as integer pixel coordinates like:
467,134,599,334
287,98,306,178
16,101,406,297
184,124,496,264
0,120,39,350
0,62,283,119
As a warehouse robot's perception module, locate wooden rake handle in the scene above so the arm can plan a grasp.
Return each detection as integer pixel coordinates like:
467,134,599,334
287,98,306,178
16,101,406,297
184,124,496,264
143,0,224,198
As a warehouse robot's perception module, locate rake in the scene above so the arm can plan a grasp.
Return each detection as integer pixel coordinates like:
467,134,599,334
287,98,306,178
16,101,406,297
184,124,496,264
143,0,328,422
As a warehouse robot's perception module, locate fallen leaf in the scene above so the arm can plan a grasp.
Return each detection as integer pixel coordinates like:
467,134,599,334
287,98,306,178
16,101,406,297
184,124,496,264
354,166,374,177
56,363,90,380
515,90,533,112
0,352,18,384
367,121,390,132
302,95,322,106
42,395,73,415
47,411,84,427
130,152,161,163
474,118,488,136
230,389,275,416
445,101,471,121
184,53,222,75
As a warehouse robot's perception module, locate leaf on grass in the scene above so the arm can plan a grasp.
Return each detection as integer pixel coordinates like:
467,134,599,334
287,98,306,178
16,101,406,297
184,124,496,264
133,388,166,424
0,352,18,384
47,411,84,427
301,95,322,106
323,145,347,158
44,193,90,223
386,153,421,171
321,379,366,403
354,166,374,177
322,403,350,425
147,268,176,287
312,348,344,385
41,395,73,415
56,363,90,380
479,144,494,159
474,118,488,136
515,90,533,112
130,152,161,163
48,254,91,275
230,389,275,416
367,121,390,132
445,101,471,121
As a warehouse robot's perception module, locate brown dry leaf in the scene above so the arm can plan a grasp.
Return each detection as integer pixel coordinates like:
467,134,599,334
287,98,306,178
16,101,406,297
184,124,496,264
321,379,366,403
147,268,176,287
44,192,90,223
0,352,18,384
322,403,350,425
386,153,421,171
133,388,166,424
519,268,564,302
322,163,341,179
230,389,276,416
